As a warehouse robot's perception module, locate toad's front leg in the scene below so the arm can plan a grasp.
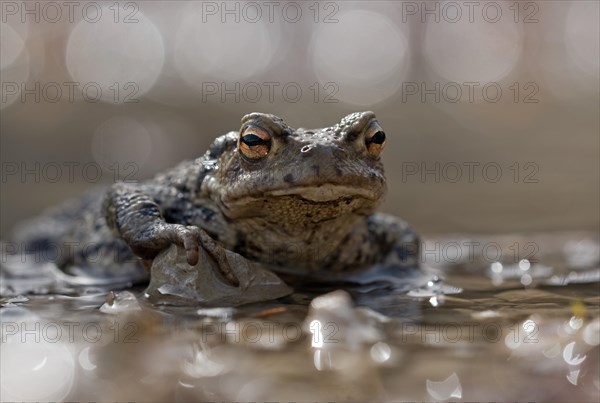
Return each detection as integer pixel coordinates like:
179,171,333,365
103,182,239,287
369,213,421,268
333,213,420,273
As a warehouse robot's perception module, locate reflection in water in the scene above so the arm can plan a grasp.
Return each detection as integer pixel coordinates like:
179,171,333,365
1,232,599,401
426,372,462,400
1,307,75,401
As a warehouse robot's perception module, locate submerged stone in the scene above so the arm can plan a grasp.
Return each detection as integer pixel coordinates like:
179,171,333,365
145,244,293,306
99,290,142,314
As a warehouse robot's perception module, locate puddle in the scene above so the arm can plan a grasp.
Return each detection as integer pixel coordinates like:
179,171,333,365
1,231,599,401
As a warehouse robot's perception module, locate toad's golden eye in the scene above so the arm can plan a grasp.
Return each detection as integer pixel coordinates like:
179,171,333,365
239,126,271,159
365,123,386,156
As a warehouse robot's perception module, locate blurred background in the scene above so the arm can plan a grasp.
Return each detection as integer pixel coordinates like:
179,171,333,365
1,0,598,237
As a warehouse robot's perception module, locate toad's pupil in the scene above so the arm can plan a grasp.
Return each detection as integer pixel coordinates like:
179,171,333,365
368,131,386,145
242,133,266,146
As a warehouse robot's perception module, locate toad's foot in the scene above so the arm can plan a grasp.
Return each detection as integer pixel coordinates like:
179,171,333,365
128,223,240,287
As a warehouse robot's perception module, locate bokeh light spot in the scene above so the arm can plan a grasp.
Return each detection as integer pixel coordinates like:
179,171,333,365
0,24,26,70
310,9,409,106
565,1,600,77
66,5,164,102
424,5,522,83
1,332,74,401
174,3,278,83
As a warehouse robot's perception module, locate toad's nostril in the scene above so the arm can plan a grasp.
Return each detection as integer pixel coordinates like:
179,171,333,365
301,145,313,153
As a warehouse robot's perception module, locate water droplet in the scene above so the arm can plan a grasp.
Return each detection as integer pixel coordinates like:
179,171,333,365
78,347,97,371
504,331,522,350
197,308,234,319
370,342,391,363
569,316,584,330
567,369,580,385
518,259,531,271
563,341,586,365
313,349,333,371
520,274,533,286
583,319,600,346
522,319,536,333
426,372,462,400
99,291,141,314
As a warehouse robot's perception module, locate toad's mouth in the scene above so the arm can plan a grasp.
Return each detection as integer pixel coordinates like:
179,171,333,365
224,184,379,205
266,184,377,202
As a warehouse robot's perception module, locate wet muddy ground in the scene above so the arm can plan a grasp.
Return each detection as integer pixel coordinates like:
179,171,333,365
1,231,599,401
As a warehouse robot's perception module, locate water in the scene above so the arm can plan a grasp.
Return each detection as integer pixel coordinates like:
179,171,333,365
1,232,599,401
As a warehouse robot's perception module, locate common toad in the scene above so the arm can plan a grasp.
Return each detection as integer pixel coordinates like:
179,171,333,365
15,112,420,286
